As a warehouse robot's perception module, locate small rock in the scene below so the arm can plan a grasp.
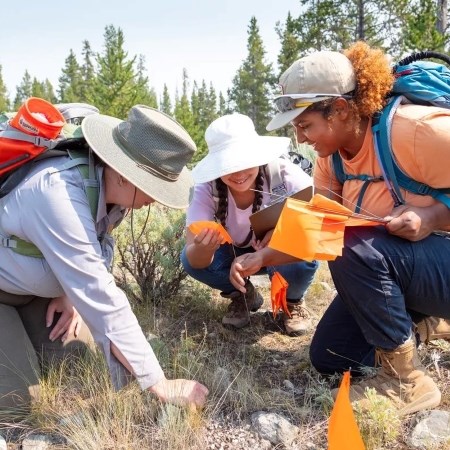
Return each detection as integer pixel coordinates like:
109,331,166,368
408,410,450,449
22,434,52,450
251,411,299,447
146,332,158,342
283,380,295,391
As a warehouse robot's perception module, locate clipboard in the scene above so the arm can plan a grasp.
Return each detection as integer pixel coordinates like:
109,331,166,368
249,186,313,240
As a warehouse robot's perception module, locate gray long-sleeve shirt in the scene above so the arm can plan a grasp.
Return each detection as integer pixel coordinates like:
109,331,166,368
0,155,164,390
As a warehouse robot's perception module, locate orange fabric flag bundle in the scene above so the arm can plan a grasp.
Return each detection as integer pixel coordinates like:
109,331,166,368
328,371,365,450
188,221,233,244
270,271,290,318
269,194,381,261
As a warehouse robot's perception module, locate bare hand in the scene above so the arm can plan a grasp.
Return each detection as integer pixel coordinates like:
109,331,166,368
385,205,435,241
251,229,274,251
230,252,265,292
149,378,209,409
46,295,83,342
193,228,224,252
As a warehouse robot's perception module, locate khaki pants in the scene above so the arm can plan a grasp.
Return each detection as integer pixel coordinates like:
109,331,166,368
0,290,94,411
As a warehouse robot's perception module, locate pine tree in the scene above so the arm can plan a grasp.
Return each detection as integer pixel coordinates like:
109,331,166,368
218,92,227,116
190,80,220,163
31,78,45,99
160,84,172,115
43,79,57,103
80,40,96,105
133,55,158,108
286,0,405,56
400,0,449,53
206,83,219,124
58,49,82,103
276,12,302,77
227,17,276,134
174,69,203,165
90,25,138,118
293,0,354,53
13,71,32,110
0,65,9,112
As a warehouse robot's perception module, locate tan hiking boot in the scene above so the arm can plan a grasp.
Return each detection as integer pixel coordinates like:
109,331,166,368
221,280,263,329
283,300,311,335
415,316,450,344
332,338,441,416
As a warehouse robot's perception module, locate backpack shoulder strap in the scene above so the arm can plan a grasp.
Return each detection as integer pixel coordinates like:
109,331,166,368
66,148,99,219
372,95,405,206
331,152,346,185
330,151,384,213
2,149,100,258
0,126,60,149
373,95,450,208
265,158,289,199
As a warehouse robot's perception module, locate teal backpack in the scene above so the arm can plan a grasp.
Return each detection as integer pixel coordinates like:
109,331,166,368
332,51,450,212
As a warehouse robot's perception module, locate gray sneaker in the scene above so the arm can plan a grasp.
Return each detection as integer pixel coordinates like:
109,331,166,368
221,280,263,329
282,300,311,335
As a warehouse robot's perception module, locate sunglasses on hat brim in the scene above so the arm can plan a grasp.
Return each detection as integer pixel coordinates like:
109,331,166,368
274,93,353,113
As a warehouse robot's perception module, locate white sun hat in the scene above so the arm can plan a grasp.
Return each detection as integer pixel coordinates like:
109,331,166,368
192,113,291,184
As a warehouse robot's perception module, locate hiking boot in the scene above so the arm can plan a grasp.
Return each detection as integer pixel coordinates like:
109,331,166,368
415,316,450,344
282,300,312,335
332,338,441,416
221,280,263,329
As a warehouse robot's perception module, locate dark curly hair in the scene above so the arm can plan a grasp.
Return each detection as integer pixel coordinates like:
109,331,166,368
214,166,265,247
306,41,395,133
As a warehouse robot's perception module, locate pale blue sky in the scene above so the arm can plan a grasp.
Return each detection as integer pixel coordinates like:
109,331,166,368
1,0,302,101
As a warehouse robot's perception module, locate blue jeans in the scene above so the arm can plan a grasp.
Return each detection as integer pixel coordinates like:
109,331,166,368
181,244,318,301
310,226,450,375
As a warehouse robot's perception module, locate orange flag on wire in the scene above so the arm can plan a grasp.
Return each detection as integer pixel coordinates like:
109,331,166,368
188,221,233,244
269,194,381,261
328,371,365,450
270,271,289,318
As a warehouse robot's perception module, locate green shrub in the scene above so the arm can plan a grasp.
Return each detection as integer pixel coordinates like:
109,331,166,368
114,205,188,304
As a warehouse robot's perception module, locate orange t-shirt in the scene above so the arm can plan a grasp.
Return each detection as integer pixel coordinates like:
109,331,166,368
314,104,450,220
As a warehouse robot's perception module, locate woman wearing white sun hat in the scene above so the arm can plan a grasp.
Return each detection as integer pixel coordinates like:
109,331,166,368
182,113,318,332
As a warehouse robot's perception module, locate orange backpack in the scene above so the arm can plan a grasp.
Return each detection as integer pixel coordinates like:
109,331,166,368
0,97,66,177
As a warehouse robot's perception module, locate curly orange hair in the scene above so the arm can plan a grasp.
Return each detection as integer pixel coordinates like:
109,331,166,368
344,41,394,118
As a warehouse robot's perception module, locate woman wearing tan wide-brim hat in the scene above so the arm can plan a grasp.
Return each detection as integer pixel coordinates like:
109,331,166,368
0,103,208,412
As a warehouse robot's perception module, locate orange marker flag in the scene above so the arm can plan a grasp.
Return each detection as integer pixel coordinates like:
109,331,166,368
188,221,233,244
271,271,289,318
328,371,365,450
269,195,381,261
269,197,346,261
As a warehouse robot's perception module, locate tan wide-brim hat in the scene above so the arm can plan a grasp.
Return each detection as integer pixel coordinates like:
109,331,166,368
82,105,196,209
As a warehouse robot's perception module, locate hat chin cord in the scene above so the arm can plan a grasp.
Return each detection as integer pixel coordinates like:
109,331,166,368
129,187,151,262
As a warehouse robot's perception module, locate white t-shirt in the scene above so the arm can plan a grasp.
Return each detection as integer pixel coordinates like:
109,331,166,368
186,157,313,246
